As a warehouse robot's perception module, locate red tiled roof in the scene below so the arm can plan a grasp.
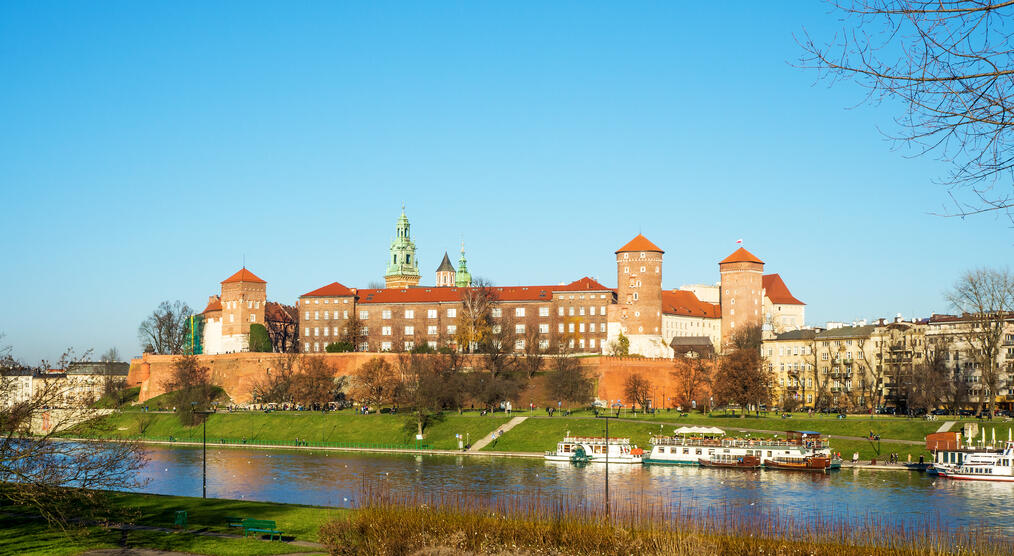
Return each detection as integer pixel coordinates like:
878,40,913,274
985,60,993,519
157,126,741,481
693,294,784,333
201,296,222,314
719,247,763,265
662,290,720,318
762,274,804,305
616,234,663,254
222,268,266,284
302,282,356,297
265,301,298,323
553,277,611,292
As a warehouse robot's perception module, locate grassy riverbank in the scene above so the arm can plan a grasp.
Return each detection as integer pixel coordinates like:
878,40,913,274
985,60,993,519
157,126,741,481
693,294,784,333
1,491,335,556
74,410,512,450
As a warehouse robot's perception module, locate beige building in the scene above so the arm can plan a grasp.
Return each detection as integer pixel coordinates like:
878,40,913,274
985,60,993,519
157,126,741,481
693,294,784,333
925,314,1014,410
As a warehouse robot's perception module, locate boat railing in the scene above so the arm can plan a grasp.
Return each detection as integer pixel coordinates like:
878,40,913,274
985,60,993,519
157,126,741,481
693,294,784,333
561,436,631,445
650,436,829,449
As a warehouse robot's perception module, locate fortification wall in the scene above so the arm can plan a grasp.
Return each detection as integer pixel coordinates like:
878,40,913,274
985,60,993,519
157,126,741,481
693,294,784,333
129,352,686,407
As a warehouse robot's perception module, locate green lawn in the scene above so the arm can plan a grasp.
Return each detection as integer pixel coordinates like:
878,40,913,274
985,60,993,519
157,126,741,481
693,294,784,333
73,411,512,451
0,491,332,556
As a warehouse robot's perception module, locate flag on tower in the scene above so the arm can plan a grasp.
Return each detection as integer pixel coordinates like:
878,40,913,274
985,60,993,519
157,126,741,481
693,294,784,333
735,239,743,244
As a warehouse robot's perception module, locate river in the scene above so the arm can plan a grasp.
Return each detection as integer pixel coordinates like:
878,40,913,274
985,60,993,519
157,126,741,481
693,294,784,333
137,444,1014,533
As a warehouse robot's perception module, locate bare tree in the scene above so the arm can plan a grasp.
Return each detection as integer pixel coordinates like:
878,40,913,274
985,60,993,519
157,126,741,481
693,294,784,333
801,1,1014,221
714,326,771,417
546,334,594,410
251,353,298,404
1,343,147,527
161,354,213,425
341,313,366,352
349,357,402,407
671,354,713,412
138,300,195,355
291,357,344,409
947,267,1014,416
623,373,652,413
265,302,299,353
520,325,547,378
457,278,498,353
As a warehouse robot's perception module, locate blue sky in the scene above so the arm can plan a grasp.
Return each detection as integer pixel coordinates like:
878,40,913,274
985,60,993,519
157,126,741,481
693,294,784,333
0,2,1006,363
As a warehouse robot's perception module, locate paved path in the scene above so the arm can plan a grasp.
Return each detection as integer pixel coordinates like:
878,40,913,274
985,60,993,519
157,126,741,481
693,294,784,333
937,421,956,433
469,416,527,451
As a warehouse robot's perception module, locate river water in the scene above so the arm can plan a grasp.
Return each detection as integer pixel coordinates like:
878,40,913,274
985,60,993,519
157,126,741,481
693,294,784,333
137,444,1014,534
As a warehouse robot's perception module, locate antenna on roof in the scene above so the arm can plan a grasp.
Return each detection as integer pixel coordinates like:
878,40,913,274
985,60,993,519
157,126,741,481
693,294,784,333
243,253,246,269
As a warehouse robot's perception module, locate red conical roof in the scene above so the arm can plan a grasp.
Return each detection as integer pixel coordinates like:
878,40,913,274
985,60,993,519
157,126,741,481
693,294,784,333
719,247,763,265
615,234,663,254
221,268,266,284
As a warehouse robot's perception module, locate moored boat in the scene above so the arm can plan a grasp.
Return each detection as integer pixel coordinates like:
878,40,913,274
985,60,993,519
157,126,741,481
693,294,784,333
645,428,837,468
544,436,644,464
764,455,832,473
698,454,761,469
937,441,1014,482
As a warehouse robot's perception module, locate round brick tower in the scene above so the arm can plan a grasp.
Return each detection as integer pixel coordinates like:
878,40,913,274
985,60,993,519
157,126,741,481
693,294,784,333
718,247,764,348
607,234,668,357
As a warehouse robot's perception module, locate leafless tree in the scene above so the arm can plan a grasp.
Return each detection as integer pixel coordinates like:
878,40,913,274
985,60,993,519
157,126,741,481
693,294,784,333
714,326,771,417
623,373,652,413
349,357,402,407
161,354,213,425
265,302,299,353
801,1,1014,222
1,343,147,527
341,313,366,352
98,347,127,400
947,267,1014,416
251,353,298,404
671,353,713,412
291,357,344,409
546,333,594,410
138,300,194,355
520,325,547,378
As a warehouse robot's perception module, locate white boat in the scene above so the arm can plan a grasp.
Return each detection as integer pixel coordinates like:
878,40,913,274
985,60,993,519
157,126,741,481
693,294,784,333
937,441,1014,482
544,436,644,464
644,429,836,467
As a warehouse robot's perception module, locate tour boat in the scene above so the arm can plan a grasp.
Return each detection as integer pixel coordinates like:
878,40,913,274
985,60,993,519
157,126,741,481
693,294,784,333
936,441,1014,482
644,428,837,468
764,454,833,472
544,436,644,464
698,454,761,469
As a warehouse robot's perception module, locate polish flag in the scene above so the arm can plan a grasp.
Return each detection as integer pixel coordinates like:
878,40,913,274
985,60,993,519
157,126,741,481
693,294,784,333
735,239,743,244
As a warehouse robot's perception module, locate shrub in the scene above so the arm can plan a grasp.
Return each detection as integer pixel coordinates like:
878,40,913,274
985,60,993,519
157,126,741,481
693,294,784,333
326,341,354,353
249,323,271,352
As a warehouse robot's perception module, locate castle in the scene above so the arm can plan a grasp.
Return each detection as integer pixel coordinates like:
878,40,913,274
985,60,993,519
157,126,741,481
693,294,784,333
196,209,805,357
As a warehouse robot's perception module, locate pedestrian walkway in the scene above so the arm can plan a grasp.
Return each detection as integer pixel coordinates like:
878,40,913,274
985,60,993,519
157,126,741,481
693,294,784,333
469,416,527,451
936,421,956,433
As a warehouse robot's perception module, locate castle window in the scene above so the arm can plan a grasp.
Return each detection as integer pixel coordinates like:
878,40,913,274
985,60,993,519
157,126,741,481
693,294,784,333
405,326,414,335
515,308,525,317
579,338,585,349
305,327,310,336
381,326,392,336
559,323,564,333
324,311,329,320
406,255,411,264
579,323,585,333
640,267,646,273
515,339,525,350
640,252,645,258
634,311,640,317
538,307,549,317
633,293,638,301
343,311,349,319
250,314,256,323
447,325,457,334
428,325,438,335
324,327,329,336
314,327,319,336
539,339,549,349
315,311,319,320
590,307,596,316
558,307,564,316
305,311,310,320
579,307,585,316
623,253,629,259
427,341,437,349
381,342,392,351
624,267,629,273
447,308,456,318
569,323,575,333
230,314,234,323
314,342,319,352
589,323,596,333
360,311,369,319
539,323,549,334
428,309,437,319
305,344,310,352
393,255,397,264
248,301,253,309
492,308,502,318
515,324,525,334
569,307,575,316
382,310,392,320
405,309,414,319
405,341,414,350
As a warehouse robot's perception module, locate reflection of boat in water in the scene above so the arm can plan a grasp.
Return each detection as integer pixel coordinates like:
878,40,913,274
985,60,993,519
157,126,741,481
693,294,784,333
937,441,1014,482
646,428,839,469
764,455,832,473
698,454,761,469
544,437,644,464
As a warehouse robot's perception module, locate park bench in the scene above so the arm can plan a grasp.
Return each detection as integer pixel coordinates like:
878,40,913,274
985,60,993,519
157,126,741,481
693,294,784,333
242,518,284,541
225,516,244,528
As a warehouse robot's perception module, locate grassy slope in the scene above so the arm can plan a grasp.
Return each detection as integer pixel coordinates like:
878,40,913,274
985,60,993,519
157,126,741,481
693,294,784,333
485,415,935,460
1,491,332,556
75,411,512,451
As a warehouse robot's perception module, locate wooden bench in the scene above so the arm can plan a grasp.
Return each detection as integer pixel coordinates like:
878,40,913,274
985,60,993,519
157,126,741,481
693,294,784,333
225,516,244,528
242,518,284,541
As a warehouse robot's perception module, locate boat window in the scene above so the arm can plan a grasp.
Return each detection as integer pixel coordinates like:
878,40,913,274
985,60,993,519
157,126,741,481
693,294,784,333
768,451,773,457
683,448,689,454
695,449,701,455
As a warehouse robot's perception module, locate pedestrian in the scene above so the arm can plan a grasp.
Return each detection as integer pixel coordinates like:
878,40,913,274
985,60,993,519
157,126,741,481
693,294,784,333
852,451,859,464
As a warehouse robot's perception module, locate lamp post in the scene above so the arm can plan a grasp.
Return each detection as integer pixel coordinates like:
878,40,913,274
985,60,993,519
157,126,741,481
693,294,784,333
596,413,617,520
192,402,210,499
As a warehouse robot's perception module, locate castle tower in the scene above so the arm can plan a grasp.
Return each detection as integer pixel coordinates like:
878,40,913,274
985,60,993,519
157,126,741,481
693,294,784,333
435,252,456,287
719,246,764,347
605,234,669,357
455,242,472,287
219,267,267,353
384,207,421,288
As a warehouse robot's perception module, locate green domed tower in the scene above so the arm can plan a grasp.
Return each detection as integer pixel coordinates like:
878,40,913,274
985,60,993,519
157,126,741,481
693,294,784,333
455,242,472,287
384,207,421,288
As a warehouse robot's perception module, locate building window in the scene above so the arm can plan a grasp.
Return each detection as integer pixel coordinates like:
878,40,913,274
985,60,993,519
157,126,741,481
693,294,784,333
313,342,319,352
447,308,457,318
539,307,549,317
382,310,392,319
447,325,457,334
382,326,392,336
304,311,311,320
579,338,585,349
428,309,438,319
558,307,564,316
558,323,565,333
304,327,310,336
569,323,575,333
427,341,437,349
359,342,369,351
589,323,596,333
359,311,369,320
539,323,549,334
381,341,392,351
405,309,415,318
405,341,414,351
539,339,549,349
515,324,525,334
324,327,329,336
314,327,319,336
590,338,596,348
633,293,638,301
515,307,525,317
589,307,596,316
427,325,437,335
250,314,256,322
492,308,502,318
493,324,501,334
405,326,414,335
569,307,575,316
515,339,525,350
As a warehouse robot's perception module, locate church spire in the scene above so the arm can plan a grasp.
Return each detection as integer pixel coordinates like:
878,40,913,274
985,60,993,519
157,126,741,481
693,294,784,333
455,240,472,287
384,206,421,288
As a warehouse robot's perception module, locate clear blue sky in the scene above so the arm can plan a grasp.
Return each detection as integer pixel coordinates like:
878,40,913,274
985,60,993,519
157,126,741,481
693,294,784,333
0,2,1006,364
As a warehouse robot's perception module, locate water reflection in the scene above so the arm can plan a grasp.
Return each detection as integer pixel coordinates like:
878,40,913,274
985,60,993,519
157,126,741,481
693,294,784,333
133,445,1014,533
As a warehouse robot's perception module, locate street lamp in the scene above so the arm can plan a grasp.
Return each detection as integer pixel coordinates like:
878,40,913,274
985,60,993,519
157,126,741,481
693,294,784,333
192,402,211,499
596,413,618,520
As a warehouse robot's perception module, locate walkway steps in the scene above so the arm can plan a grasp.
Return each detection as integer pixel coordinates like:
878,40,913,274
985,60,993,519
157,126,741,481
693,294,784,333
469,416,527,451
937,421,956,433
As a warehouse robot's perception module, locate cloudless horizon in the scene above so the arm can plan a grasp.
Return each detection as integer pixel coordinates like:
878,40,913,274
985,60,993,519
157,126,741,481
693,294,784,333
1,2,1008,364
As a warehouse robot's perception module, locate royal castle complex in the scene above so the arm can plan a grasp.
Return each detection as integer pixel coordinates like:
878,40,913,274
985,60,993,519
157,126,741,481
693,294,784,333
196,209,806,360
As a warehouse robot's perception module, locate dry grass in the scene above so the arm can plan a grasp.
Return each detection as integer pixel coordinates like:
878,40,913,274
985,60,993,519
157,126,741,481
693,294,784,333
319,482,1010,555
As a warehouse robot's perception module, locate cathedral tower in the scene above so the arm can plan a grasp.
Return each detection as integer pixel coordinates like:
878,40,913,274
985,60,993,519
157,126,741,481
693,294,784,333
455,242,472,287
435,252,456,287
384,208,421,288
719,246,764,347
